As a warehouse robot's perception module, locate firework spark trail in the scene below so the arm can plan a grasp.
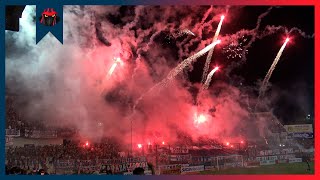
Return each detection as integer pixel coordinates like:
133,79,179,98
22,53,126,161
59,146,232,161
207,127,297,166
203,67,219,90
107,57,122,77
182,29,195,36
201,15,225,84
255,38,290,111
131,40,221,116
166,40,220,81
168,29,196,39
100,57,122,96
108,63,118,77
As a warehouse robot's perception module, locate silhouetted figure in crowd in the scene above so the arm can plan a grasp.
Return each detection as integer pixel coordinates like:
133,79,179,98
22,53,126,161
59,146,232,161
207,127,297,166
133,167,145,175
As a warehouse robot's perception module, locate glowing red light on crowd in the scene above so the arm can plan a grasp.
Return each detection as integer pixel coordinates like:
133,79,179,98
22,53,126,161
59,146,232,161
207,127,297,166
137,144,142,149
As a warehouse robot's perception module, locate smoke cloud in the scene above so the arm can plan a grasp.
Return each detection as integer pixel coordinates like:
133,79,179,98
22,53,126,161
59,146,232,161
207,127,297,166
5,6,313,147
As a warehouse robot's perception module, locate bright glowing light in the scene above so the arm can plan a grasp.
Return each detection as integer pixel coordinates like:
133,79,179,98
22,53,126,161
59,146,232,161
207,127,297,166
231,145,234,148
148,142,151,145
198,115,206,123
285,38,290,43
194,114,207,126
226,142,230,146
162,141,165,145
85,141,89,146
216,39,221,44
240,140,244,144
221,15,225,20
137,144,142,148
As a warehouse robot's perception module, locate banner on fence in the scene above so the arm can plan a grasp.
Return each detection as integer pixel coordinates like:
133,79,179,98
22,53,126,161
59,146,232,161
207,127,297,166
170,147,189,154
170,154,191,162
55,159,76,169
181,165,204,174
287,133,314,139
24,129,57,138
284,124,313,133
6,129,20,137
159,164,188,170
101,161,148,173
288,158,302,163
260,160,276,165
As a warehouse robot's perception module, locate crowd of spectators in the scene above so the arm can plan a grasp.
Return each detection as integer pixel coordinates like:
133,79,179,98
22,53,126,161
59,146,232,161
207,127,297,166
6,141,122,175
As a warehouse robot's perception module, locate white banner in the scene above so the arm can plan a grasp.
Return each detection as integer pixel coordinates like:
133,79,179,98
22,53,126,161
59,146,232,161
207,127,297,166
256,156,278,161
260,160,276,165
284,124,313,133
170,154,191,162
5,129,20,137
159,164,189,170
181,165,204,173
289,158,302,163
170,147,189,154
